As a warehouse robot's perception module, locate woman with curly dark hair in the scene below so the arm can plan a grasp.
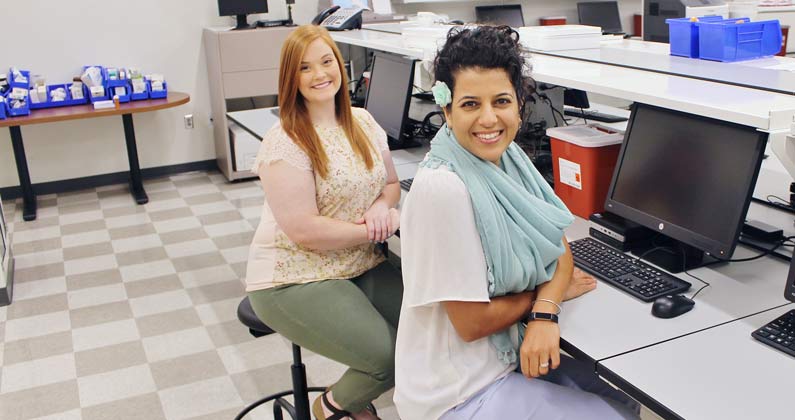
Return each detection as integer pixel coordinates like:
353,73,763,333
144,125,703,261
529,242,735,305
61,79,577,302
393,26,641,420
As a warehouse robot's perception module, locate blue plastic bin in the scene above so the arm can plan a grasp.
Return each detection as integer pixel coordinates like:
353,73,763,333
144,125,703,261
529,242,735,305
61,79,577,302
0,98,7,120
103,67,129,88
7,68,30,90
129,80,149,101
666,16,725,58
108,85,131,103
30,84,90,110
82,65,110,103
148,80,168,99
696,19,782,62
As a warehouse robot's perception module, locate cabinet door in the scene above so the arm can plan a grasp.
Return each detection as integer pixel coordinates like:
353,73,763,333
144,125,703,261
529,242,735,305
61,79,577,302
219,27,295,73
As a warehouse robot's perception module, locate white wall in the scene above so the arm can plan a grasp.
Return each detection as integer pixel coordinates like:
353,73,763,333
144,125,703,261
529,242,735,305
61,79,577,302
0,0,637,189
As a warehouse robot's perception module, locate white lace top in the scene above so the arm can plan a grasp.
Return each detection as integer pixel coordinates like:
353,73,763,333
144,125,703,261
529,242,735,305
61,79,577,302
244,108,390,292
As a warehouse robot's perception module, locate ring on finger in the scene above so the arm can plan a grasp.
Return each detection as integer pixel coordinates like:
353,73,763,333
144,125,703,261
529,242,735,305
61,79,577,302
539,362,549,368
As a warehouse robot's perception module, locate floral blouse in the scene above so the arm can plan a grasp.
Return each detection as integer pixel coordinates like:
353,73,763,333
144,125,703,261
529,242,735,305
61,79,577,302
244,108,389,292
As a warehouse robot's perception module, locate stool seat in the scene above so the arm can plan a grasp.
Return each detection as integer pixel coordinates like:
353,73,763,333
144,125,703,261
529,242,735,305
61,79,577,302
237,296,274,336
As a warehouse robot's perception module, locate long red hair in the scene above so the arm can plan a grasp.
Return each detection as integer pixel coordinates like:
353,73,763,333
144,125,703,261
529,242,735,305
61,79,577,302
278,25,375,178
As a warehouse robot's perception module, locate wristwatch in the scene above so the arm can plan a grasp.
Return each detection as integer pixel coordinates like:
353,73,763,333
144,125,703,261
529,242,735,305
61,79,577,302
526,312,559,324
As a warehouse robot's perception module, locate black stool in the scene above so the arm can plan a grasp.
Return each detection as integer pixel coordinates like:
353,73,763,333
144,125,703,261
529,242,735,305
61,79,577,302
235,296,377,420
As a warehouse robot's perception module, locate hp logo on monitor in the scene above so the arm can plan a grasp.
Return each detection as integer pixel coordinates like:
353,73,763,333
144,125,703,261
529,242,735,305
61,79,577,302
658,223,664,231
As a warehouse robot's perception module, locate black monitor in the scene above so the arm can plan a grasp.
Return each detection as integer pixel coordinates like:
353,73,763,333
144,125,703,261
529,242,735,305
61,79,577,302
786,254,795,302
218,0,268,30
577,1,623,35
475,5,525,27
364,52,416,149
604,103,767,272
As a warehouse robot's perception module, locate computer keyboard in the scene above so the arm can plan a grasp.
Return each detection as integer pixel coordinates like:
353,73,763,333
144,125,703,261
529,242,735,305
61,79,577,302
564,109,629,123
570,237,692,302
400,178,413,191
752,309,795,357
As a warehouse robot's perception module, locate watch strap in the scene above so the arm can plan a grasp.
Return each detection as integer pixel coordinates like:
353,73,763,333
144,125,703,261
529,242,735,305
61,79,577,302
526,312,559,324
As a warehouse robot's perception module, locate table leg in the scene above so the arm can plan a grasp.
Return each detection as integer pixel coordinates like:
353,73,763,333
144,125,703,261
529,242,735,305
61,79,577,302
122,114,148,204
9,126,37,221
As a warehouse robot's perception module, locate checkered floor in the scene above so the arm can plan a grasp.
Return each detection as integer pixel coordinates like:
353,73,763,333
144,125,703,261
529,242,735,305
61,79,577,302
0,170,400,420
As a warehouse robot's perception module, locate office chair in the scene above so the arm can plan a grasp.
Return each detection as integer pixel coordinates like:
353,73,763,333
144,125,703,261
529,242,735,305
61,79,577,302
234,296,377,420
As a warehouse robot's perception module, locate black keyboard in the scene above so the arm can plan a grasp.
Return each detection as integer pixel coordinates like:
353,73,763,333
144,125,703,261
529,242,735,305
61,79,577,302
752,309,795,357
400,178,413,191
564,109,628,123
570,237,692,302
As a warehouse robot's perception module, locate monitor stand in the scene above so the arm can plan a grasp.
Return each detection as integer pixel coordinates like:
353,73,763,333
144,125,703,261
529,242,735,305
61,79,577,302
388,136,422,150
233,14,255,30
630,237,717,273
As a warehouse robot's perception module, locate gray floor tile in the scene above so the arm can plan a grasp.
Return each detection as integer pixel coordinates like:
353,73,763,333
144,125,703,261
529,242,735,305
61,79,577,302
10,216,60,233
172,252,228,273
184,192,227,206
212,231,255,250
173,176,213,189
60,219,107,236
74,341,148,377
3,331,74,366
206,320,256,348
229,196,264,209
124,274,183,299
159,228,209,246
185,280,244,306
148,207,194,223
81,392,167,420
142,327,215,363
230,363,294,405
12,277,68,301
58,201,101,216
196,210,243,226
77,364,156,408
69,300,133,329
7,293,69,320
109,224,157,240
1,353,77,394
102,205,147,219
148,190,182,201
115,247,169,267
136,308,203,338
178,265,239,289
67,283,127,310
65,269,123,291
0,379,80,420
11,237,63,256
149,350,228,390
158,376,243,420
13,262,65,284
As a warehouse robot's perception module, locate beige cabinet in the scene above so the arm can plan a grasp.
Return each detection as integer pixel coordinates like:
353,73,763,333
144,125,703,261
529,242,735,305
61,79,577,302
203,26,296,181
0,197,13,306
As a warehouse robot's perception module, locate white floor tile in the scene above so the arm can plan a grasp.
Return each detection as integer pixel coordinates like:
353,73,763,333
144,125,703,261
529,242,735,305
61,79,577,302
5,311,71,342
190,201,237,216
33,409,83,420
158,376,243,420
1,353,76,393
105,212,152,229
195,297,242,326
61,230,111,248
72,319,140,352
64,254,117,277
143,198,188,213
164,239,218,259
11,226,62,244
59,210,104,226
178,266,238,289
203,221,252,238
142,327,214,363
120,260,176,283
78,364,156,407
67,283,127,310
217,336,293,375
14,249,64,270
220,246,249,265
129,289,193,318
14,277,68,301
112,234,164,253
153,217,202,234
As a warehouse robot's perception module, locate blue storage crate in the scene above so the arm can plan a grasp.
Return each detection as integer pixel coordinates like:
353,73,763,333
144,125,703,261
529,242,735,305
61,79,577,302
7,68,30,90
28,85,50,110
108,84,131,103
82,65,110,103
0,98,7,120
148,80,167,99
30,84,90,109
65,83,89,105
5,69,31,116
697,19,782,62
103,67,129,88
129,79,149,101
6,96,30,116
666,15,724,58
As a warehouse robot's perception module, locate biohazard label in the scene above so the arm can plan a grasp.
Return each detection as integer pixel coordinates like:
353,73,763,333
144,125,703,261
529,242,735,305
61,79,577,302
558,158,582,190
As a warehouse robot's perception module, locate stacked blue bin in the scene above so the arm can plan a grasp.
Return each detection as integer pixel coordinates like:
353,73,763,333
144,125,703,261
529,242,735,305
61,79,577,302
104,68,131,103
6,69,31,117
82,65,109,103
667,17,782,62
29,83,89,110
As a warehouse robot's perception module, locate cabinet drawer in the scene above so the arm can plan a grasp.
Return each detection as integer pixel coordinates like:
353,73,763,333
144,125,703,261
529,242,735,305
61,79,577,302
219,27,294,73
223,69,279,99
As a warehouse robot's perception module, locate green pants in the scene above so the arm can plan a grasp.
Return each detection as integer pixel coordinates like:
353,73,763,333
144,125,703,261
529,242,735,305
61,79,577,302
248,261,403,412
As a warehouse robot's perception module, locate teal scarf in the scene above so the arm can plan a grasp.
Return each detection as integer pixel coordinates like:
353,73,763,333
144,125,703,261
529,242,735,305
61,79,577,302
421,124,574,364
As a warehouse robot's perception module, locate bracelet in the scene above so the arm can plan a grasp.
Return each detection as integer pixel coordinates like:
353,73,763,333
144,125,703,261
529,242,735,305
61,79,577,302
532,298,562,315
526,312,559,324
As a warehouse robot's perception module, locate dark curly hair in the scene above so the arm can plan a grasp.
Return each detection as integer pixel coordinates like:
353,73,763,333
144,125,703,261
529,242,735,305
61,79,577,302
434,25,532,113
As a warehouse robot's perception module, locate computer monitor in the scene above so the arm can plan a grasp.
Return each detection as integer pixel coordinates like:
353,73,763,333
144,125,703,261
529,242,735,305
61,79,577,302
577,1,623,35
604,103,768,272
475,5,525,27
364,52,416,149
218,0,268,30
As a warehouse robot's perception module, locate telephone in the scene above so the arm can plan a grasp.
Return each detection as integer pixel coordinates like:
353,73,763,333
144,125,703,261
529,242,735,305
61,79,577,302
312,5,364,31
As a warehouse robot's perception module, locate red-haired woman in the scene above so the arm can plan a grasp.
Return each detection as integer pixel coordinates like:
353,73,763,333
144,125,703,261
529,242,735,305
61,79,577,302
244,25,402,420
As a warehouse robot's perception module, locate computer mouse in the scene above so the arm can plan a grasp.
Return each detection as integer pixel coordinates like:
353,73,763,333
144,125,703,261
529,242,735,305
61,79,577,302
651,294,695,319
449,20,464,25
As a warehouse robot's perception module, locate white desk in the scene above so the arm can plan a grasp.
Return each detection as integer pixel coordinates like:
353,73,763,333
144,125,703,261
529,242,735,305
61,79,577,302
599,304,795,420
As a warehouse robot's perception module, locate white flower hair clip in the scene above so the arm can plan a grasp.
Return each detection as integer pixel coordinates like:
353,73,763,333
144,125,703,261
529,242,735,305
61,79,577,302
431,81,452,107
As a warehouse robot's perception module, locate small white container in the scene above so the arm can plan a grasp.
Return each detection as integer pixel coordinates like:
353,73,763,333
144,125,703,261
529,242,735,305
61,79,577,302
517,25,602,51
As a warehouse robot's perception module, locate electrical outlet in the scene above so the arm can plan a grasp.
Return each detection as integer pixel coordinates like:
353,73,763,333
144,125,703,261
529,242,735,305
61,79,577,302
184,114,194,129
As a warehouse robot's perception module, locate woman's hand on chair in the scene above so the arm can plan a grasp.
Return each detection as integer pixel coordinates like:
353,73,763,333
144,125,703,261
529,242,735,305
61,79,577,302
519,320,561,379
357,202,399,243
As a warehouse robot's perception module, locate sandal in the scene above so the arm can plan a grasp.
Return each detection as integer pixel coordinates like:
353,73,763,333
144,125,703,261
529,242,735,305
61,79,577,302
312,390,351,420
